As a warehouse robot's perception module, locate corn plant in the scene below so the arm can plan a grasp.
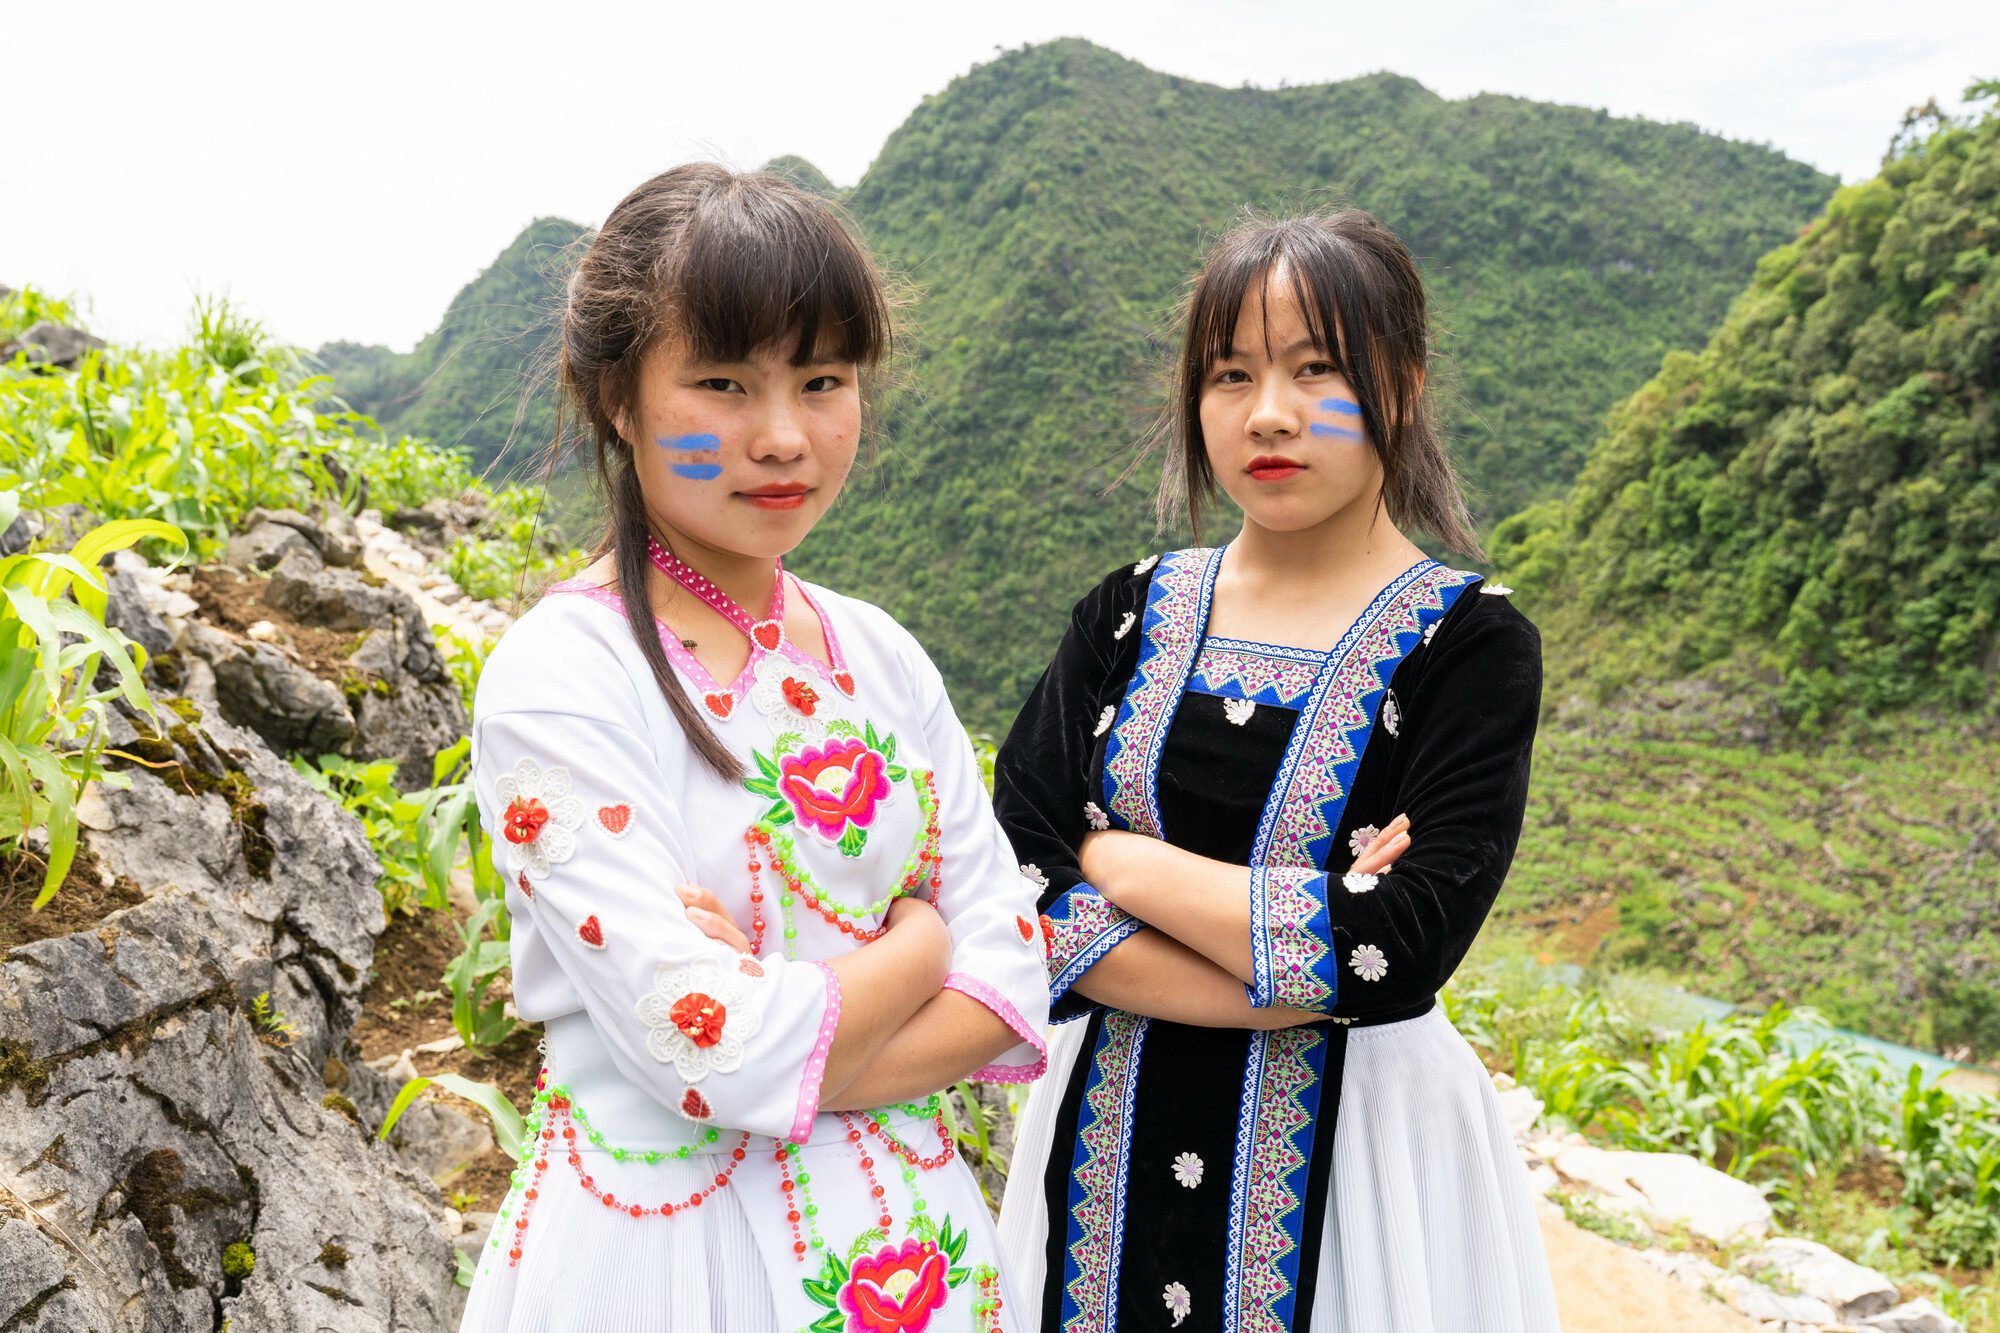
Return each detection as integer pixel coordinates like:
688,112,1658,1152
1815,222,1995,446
0,490,182,907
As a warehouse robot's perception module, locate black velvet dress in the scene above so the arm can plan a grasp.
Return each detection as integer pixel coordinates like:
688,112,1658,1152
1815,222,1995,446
991,547,1555,1333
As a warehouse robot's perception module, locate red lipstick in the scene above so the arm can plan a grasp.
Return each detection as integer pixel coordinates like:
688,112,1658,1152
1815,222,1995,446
741,483,810,511
1246,455,1306,483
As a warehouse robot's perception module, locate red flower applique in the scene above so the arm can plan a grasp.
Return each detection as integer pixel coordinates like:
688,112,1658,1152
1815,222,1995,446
576,915,606,950
780,677,819,717
502,795,550,844
669,992,728,1047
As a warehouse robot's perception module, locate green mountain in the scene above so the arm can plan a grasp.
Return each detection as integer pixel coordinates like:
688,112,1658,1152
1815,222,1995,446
1484,89,2000,1059
323,39,1833,725
320,216,586,477
1494,87,2000,727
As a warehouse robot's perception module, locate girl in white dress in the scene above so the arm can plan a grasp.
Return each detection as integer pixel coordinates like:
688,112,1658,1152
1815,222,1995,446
459,164,1048,1333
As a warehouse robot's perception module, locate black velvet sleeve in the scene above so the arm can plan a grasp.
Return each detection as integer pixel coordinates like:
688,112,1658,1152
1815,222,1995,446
1318,593,1544,1018
993,560,1151,1022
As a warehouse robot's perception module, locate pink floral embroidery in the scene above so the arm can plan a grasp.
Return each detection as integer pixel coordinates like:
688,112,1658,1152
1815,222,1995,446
838,1238,950,1332
779,736,892,843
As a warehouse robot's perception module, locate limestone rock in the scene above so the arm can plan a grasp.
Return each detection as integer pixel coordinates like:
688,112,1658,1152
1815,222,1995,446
1552,1143,1774,1245
266,547,409,630
0,319,105,367
1862,1299,1966,1333
0,701,459,1330
1743,1237,1901,1321
1716,1272,1838,1324
183,620,356,756
348,613,469,788
227,520,317,572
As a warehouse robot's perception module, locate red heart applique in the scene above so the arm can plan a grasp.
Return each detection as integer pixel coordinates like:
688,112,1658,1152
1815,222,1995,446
738,956,765,978
597,803,632,837
516,871,533,900
680,1088,713,1120
752,621,784,651
704,692,734,719
1016,915,1036,944
833,671,855,696
576,915,606,950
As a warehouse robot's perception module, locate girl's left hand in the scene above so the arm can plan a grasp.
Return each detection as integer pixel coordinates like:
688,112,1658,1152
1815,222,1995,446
676,881,752,953
1350,813,1411,875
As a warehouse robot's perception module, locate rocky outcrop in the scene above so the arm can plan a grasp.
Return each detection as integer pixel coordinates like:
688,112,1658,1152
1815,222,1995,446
0,700,459,1331
0,320,106,369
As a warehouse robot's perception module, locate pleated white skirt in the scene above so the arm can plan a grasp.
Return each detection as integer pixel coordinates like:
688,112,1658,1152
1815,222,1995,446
998,1005,1561,1332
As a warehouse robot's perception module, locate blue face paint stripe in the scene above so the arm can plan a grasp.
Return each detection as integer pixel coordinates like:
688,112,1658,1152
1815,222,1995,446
669,462,723,480
1309,422,1365,439
1319,398,1362,415
658,433,721,452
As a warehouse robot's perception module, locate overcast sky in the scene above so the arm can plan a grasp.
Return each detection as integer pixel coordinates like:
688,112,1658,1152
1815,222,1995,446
8,1,1994,352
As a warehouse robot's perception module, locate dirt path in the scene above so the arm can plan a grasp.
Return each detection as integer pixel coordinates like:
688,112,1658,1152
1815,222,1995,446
1537,1202,1761,1332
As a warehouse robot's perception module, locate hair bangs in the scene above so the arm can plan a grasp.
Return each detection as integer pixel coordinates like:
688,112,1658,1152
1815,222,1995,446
667,180,890,370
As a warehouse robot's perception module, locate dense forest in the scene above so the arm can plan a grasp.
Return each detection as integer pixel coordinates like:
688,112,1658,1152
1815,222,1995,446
326,38,1834,725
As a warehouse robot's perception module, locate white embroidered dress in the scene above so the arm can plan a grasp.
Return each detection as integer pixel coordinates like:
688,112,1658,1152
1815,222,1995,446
459,574,1049,1333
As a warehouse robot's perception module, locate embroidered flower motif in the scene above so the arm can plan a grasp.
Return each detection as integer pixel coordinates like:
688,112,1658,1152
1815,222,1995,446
635,957,764,1083
1423,620,1440,646
837,1238,950,1332
778,736,893,847
748,654,827,736
1163,1280,1192,1326
1349,824,1380,858
1481,581,1513,596
1172,1151,1204,1189
494,758,585,881
1342,871,1379,894
781,676,820,717
1020,863,1050,890
1133,554,1160,575
1084,801,1110,831
1223,697,1257,726
1381,691,1402,737
1114,611,1136,640
668,991,728,1047
1093,704,1116,737
1350,943,1389,982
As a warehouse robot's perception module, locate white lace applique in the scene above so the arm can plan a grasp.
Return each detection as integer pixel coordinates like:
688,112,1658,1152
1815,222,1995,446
1113,611,1136,640
495,758,586,881
1172,1151,1204,1189
634,956,767,1083
1342,871,1379,894
1094,704,1116,737
1223,697,1257,726
1021,863,1050,891
1350,944,1389,982
1133,554,1161,575
747,652,829,737
1084,802,1110,831
1164,1281,1191,1326
1481,581,1513,596
1381,691,1401,737
1348,824,1380,858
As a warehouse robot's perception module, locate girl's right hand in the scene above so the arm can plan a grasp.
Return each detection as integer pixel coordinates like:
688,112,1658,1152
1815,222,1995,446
676,881,752,953
1350,813,1412,875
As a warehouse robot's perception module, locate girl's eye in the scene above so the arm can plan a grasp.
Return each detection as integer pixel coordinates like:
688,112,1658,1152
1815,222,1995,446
1213,369,1249,385
697,377,742,393
1302,361,1337,377
804,375,842,393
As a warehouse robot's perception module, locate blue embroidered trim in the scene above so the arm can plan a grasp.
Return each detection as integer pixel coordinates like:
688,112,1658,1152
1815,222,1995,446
1249,562,1476,871
1188,637,1325,708
1102,549,1223,837
1045,884,1147,1018
1223,1028,1329,1333
1246,867,1337,1012
1061,1010,1149,1333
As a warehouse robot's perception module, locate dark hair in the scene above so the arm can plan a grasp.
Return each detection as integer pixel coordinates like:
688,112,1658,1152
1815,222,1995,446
549,163,892,780
1150,208,1482,558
